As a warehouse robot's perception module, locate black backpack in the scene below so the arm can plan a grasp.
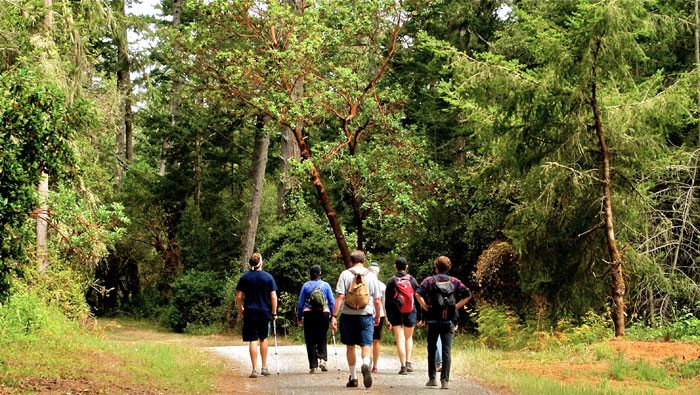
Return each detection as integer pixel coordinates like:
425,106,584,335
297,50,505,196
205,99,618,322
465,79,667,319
432,275,457,319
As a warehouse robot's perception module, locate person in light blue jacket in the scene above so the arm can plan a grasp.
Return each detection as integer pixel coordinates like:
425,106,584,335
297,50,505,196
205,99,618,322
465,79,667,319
297,265,335,373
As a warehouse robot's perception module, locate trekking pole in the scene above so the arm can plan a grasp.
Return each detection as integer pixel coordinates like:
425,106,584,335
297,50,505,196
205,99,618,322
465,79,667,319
331,329,341,371
273,319,280,375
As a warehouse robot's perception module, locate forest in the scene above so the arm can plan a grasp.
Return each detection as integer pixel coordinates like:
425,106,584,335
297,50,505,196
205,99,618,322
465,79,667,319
1,0,700,393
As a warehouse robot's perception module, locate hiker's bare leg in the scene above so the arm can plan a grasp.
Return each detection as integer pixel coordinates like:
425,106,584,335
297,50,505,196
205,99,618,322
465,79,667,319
404,326,415,363
249,340,258,371
260,338,269,368
346,345,356,366
372,339,380,370
392,325,406,366
360,345,372,363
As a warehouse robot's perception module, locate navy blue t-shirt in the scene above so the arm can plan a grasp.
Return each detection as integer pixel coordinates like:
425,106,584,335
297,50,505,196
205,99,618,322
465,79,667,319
236,270,278,319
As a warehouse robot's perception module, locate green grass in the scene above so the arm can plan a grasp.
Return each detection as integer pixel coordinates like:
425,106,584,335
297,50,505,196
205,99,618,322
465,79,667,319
0,315,226,394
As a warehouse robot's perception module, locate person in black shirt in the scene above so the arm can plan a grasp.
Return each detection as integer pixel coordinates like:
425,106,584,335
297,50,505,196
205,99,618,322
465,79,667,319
415,256,471,390
236,253,279,378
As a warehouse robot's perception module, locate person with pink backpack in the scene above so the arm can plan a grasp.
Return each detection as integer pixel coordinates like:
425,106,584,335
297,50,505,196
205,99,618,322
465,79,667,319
384,257,421,375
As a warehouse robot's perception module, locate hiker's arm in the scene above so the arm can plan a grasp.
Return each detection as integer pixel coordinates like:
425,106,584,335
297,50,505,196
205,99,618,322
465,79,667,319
271,290,278,320
455,294,471,310
331,294,343,331
236,290,244,316
415,293,429,311
373,297,382,326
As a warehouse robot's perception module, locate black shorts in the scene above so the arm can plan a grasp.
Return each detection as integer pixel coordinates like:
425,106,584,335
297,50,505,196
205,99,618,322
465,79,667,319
373,317,385,340
242,316,270,342
388,311,417,328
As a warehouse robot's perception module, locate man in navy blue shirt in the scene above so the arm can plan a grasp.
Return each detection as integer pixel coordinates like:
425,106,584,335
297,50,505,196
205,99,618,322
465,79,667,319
236,252,278,378
296,265,335,373
415,256,471,390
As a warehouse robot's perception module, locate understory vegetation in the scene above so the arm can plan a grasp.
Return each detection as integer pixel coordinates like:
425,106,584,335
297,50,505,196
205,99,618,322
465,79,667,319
2,0,700,393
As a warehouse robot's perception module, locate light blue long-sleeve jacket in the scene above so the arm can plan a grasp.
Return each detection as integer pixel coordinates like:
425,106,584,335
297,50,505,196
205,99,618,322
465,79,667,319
296,279,335,321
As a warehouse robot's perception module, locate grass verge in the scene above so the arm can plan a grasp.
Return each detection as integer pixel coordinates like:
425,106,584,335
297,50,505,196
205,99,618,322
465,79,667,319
0,317,228,394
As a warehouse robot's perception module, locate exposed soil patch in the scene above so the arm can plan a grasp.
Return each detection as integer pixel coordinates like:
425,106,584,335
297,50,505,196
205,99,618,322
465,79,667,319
0,376,161,394
608,340,700,363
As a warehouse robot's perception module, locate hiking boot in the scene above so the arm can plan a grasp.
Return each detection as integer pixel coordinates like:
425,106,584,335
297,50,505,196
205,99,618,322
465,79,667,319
441,380,449,390
426,378,438,386
309,368,316,374
260,367,271,376
319,359,328,372
361,364,373,388
346,375,358,387
249,370,258,378
398,366,408,375
406,362,413,373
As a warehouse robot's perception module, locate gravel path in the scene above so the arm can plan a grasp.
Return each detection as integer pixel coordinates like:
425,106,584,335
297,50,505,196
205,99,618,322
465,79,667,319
211,344,494,394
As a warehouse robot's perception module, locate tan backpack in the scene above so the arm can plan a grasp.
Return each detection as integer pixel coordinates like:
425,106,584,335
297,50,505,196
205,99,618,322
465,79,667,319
345,268,370,310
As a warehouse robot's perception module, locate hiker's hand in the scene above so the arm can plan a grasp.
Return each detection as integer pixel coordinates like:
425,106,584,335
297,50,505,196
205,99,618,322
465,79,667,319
418,320,425,327
386,322,392,331
297,319,302,326
374,314,380,326
331,316,338,331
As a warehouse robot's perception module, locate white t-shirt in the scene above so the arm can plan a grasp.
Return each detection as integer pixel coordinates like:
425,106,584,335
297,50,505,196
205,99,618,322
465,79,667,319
336,265,382,316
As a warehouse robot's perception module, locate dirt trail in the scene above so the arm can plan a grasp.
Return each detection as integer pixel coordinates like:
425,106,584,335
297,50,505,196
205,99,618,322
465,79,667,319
211,344,494,394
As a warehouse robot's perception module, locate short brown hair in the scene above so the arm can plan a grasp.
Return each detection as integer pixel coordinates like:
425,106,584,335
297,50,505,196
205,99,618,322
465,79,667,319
350,250,366,264
249,252,262,268
433,256,451,273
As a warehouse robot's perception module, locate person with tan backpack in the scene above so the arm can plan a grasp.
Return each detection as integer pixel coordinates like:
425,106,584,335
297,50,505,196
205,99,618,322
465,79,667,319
330,250,382,389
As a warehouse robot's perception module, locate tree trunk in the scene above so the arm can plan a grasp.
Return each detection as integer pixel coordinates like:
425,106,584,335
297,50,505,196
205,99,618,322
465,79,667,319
276,0,303,218
591,51,625,337
696,0,700,145
37,0,52,274
292,123,352,268
159,0,183,176
350,181,365,251
277,125,302,218
36,172,49,274
114,0,133,164
240,120,270,272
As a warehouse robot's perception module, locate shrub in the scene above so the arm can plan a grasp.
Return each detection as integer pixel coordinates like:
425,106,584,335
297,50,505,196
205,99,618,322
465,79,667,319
166,270,226,332
557,310,612,344
476,304,528,350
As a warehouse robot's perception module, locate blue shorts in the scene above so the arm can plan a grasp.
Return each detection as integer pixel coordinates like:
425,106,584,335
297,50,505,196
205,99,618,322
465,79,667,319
339,314,374,346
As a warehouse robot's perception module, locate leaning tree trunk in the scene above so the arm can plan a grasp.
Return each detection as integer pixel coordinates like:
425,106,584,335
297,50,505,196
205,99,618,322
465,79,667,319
591,45,625,337
240,121,270,272
292,123,352,268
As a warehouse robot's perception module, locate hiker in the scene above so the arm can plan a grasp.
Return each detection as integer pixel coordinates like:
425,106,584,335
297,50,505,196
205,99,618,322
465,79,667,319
368,261,387,373
296,265,335,374
331,250,382,389
415,256,472,390
384,256,421,375
235,252,279,378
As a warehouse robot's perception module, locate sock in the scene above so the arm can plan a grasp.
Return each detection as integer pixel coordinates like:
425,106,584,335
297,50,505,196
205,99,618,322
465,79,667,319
349,366,356,379
362,357,371,366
